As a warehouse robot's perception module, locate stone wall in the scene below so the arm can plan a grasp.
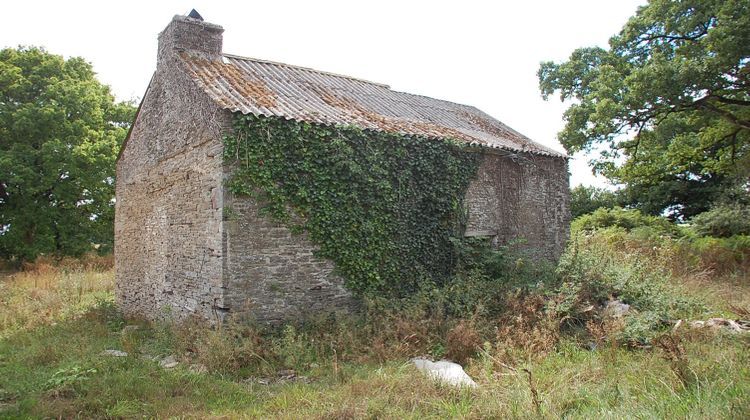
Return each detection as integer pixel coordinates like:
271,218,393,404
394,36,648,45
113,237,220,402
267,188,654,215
464,152,570,259
115,17,230,322
222,195,354,324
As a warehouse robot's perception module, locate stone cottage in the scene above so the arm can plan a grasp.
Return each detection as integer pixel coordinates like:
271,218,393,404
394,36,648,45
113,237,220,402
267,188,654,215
115,12,570,323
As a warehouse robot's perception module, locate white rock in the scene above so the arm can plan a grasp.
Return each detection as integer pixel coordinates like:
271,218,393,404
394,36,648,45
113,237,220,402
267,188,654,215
412,358,477,388
687,318,748,333
672,319,684,332
159,355,179,368
101,349,128,357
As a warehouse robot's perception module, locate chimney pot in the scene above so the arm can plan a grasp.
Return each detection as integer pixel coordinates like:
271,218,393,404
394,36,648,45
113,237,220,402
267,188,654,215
187,9,204,21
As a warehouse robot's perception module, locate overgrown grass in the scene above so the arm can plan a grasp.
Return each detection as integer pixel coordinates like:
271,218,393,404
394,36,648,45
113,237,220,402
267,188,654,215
0,255,113,339
0,235,748,418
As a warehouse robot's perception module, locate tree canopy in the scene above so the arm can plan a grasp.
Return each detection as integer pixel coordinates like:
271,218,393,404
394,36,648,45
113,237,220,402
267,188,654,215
0,47,135,261
539,0,750,219
569,185,621,219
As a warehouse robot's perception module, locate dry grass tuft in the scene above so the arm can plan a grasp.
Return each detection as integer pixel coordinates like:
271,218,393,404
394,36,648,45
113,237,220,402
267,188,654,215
445,318,482,364
585,317,626,348
365,308,445,362
21,254,114,273
493,292,560,363
172,316,270,374
653,332,695,389
0,259,114,338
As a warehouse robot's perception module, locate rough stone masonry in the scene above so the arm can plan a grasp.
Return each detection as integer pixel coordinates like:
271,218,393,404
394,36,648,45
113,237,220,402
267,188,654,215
115,13,570,324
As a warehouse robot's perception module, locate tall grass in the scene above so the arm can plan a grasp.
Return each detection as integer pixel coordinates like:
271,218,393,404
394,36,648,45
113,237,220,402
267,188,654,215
566,227,750,316
0,255,114,338
1,234,749,418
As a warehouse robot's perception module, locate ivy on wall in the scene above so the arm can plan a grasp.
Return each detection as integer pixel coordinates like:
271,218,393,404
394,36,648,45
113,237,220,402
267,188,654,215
224,113,481,297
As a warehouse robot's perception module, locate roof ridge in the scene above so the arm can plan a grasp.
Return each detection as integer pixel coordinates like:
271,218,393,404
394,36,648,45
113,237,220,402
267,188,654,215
222,53,391,89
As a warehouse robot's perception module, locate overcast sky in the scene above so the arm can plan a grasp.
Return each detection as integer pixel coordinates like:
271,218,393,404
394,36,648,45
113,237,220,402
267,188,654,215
4,0,645,187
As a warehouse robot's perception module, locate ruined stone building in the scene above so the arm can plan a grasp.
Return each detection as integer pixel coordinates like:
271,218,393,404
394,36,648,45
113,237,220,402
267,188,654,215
115,13,570,323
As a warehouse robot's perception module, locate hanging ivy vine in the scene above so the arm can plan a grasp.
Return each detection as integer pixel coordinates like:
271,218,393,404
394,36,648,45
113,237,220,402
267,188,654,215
224,113,481,297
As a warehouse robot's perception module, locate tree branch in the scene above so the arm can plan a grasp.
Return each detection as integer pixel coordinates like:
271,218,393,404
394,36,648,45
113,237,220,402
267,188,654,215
669,95,750,131
712,95,750,107
694,100,750,131
718,128,741,163
637,23,710,45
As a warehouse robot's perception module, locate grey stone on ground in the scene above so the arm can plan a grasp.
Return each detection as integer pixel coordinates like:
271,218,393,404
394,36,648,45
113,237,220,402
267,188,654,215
412,358,477,388
159,355,179,369
243,371,311,385
189,364,208,374
101,349,128,357
603,300,631,319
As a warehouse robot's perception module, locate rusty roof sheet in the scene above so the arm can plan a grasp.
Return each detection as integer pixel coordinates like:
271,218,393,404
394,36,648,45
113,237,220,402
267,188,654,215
180,52,565,157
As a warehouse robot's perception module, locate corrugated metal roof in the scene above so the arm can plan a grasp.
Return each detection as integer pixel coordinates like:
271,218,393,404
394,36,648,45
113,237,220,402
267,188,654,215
180,52,565,157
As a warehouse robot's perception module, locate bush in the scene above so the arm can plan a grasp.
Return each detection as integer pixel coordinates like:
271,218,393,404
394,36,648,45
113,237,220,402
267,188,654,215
555,231,705,345
686,235,750,274
690,204,750,238
442,237,558,318
571,207,679,236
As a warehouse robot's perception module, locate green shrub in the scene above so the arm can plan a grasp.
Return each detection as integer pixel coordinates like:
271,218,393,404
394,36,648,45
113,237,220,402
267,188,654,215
441,237,558,317
571,207,679,236
690,204,750,238
556,232,704,344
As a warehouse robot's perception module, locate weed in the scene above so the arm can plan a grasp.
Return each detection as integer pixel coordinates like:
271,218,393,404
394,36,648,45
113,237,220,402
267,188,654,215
494,291,560,363
172,316,269,375
654,332,695,389
522,368,543,416
0,265,114,338
46,366,97,391
445,318,483,364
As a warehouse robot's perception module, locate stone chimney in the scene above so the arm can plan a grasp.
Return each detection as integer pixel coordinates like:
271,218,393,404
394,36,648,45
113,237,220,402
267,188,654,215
157,11,223,66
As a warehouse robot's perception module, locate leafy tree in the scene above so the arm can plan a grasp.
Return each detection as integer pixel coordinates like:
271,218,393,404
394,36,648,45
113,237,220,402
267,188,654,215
570,185,620,219
539,0,750,219
0,47,135,261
